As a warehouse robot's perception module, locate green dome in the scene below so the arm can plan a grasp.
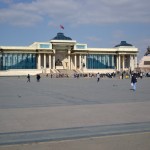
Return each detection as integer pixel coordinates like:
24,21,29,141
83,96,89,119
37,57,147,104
115,41,133,47
52,33,72,40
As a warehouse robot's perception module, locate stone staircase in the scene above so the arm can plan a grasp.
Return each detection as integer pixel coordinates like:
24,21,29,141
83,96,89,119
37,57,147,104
57,69,77,77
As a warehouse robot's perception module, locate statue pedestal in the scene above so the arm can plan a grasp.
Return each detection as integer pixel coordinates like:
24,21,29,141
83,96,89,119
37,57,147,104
56,66,64,69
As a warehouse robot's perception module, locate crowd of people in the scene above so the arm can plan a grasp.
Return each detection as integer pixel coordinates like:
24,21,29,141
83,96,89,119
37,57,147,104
27,70,150,81
26,70,149,92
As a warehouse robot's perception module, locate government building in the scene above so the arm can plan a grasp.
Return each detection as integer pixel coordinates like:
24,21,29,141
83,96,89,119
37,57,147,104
138,46,150,72
0,33,138,76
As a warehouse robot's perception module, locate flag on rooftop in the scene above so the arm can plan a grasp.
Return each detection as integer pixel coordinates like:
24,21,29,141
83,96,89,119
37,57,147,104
60,25,64,29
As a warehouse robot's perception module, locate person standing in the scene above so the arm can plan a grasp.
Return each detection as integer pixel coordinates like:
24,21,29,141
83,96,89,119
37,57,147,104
131,73,137,91
96,72,100,83
27,74,30,82
122,72,124,79
140,72,143,79
36,74,41,82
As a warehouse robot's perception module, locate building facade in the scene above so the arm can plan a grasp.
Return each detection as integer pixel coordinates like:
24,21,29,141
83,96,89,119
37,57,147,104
0,33,138,75
138,46,150,72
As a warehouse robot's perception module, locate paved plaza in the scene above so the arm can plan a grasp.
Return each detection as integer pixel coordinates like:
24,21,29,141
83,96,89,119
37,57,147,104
0,76,150,149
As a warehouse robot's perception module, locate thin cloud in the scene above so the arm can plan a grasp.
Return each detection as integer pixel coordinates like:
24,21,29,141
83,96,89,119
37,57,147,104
86,36,102,43
0,9,43,26
0,0,150,26
48,22,59,28
113,30,126,39
0,0,13,4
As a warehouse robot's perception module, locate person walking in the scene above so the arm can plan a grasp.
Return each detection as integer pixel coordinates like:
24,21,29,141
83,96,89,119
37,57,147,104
140,72,143,79
96,72,100,83
27,74,30,82
36,74,41,82
131,73,137,91
122,72,124,79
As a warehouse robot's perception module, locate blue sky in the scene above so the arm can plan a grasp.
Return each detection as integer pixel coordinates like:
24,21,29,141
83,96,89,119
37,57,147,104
0,0,150,62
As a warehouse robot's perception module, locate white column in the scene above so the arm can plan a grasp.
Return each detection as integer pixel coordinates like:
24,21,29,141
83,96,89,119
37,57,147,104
74,55,77,69
130,55,133,71
53,55,55,69
44,54,46,69
134,55,137,68
68,55,70,69
122,55,125,70
112,55,114,68
70,56,73,70
129,55,131,70
53,49,55,69
68,55,70,70
38,54,41,69
84,55,86,69
79,54,81,69
118,54,120,71
49,54,51,69
116,55,118,70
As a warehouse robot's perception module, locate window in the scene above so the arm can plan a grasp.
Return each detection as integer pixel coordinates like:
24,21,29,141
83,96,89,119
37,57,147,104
40,44,50,48
76,44,86,49
86,54,115,69
144,61,150,65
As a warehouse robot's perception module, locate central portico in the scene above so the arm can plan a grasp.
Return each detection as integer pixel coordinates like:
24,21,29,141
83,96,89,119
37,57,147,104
36,32,87,71
51,40,76,70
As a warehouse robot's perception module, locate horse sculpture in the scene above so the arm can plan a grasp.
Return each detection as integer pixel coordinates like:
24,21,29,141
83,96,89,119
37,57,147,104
144,46,150,56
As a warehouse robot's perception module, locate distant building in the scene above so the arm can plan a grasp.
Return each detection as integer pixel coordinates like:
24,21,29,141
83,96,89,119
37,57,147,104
138,47,150,72
0,32,138,76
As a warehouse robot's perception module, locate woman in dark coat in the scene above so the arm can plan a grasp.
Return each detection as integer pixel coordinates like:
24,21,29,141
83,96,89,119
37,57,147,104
36,74,41,82
131,73,137,91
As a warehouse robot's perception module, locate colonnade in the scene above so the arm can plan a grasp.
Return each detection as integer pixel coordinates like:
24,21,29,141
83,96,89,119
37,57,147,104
37,53,137,71
37,53,86,70
116,54,137,71
37,54,54,69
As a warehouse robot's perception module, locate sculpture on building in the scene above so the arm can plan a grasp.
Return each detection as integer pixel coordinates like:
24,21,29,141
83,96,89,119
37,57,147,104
55,59,62,66
144,46,150,56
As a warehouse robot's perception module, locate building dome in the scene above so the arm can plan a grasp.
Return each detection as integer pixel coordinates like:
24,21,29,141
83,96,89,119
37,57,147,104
52,32,72,40
115,41,133,47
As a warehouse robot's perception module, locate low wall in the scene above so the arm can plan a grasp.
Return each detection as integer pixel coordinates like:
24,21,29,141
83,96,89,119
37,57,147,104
0,69,117,76
83,69,116,73
0,69,43,76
